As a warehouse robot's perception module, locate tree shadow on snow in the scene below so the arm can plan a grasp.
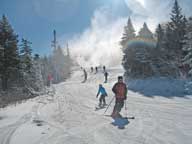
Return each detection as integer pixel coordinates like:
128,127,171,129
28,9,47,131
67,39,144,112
127,78,192,98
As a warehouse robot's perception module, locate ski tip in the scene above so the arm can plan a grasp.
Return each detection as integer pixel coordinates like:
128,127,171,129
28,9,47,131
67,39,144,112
131,116,135,119
124,116,135,119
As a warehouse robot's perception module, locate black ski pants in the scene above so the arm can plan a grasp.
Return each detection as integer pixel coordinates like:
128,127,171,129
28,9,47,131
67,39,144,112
99,94,106,105
114,99,124,113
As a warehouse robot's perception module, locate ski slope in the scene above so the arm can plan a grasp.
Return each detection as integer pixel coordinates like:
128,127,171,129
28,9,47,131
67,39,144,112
0,66,192,144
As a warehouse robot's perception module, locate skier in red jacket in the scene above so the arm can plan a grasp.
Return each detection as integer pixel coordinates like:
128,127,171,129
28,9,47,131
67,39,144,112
111,76,127,118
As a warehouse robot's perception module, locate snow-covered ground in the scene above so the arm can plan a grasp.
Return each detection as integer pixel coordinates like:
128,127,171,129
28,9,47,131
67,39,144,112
0,66,192,144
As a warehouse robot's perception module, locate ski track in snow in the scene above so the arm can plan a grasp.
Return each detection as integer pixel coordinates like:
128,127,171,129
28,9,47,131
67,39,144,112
0,66,192,144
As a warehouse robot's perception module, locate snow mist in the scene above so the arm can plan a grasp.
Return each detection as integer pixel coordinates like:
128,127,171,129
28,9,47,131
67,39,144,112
68,8,126,67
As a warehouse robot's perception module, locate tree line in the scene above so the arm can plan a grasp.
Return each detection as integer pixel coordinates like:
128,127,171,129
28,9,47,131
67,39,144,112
0,15,72,97
121,0,192,79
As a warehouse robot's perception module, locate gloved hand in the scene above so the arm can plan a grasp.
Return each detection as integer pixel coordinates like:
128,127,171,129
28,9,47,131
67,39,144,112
96,95,98,98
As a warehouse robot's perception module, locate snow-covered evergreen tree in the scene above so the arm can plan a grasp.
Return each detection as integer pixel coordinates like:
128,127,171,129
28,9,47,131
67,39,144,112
164,25,173,54
156,24,165,50
183,17,192,76
0,15,19,90
167,0,186,63
51,45,72,83
20,38,32,73
40,56,52,86
122,22,154,78
31,54,45,93
20,40,45,94
120,17,136,49
121,18,137,77
138,22,154,39
153,24,178,77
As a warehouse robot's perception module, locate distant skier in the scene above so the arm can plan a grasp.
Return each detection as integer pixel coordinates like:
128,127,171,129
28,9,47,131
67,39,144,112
47,74,53,87
96,84,108,107
95,66,98,74
111,76,127,118
104,71,109,83
82,69,87,83
103,66,106,72
91,67,94,73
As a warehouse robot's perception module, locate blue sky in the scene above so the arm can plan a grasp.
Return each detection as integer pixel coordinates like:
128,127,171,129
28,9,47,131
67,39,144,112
0,0,104,55
0,0,192,56
0,0,130,55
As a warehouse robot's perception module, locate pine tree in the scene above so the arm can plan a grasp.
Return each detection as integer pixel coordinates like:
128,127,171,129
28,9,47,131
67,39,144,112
51,46,71,83
165,25,173,51
183,17,192,76
121,18,136,77
19,41,45,94
138,22,154,39
167,0,186,62
20,38,32,73
41,56,51,85
156,24,165,49
23,53,44,94
120,17,136,49
31,54,44,92
0,15,19,90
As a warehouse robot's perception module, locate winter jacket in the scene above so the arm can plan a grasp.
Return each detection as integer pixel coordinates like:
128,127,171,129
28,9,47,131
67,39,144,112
97,86,107,97
104,72,108,77
112,82,127,101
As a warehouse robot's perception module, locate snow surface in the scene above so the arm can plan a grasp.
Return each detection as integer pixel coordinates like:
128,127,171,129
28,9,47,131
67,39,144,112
0,66,192,144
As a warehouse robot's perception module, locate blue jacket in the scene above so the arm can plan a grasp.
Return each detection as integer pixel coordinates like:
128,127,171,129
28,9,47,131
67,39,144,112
97,86,107,97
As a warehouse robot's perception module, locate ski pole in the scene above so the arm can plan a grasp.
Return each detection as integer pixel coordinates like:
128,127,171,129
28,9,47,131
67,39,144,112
125,100,128,118
104,96,115,114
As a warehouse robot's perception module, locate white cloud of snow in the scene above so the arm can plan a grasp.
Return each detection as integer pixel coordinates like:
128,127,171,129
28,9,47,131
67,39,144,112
61,0,192,67
66,7,126,67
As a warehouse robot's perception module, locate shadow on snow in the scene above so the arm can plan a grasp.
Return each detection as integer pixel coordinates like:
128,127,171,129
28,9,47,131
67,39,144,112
127,77,192,98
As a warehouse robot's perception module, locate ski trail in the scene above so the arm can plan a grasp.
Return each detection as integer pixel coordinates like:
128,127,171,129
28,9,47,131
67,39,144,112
35,67,192,144
0,114,31,144
1,66,192,144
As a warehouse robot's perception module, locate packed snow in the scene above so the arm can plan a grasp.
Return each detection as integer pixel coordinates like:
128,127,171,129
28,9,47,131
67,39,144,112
0,66,192,144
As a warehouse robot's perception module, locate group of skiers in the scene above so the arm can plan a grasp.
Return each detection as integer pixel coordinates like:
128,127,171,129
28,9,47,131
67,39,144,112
81,66,127,119
82,66,109,83
96,76,127,119
90,66,106,74
49,66,127,119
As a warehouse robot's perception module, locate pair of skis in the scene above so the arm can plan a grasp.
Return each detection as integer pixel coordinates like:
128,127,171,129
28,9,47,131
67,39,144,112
95,106,106,111
95,106,135,129
104,115,135,120
95,96,135,129
95,104,107,111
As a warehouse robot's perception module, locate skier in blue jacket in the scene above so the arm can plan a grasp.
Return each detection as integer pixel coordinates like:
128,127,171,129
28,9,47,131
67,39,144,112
96,84,108,107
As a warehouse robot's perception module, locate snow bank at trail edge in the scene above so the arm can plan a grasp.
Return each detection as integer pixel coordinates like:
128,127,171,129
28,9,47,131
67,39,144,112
127,77,192,97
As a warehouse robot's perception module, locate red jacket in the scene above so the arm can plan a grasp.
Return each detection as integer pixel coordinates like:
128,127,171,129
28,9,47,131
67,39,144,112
112,82,127,100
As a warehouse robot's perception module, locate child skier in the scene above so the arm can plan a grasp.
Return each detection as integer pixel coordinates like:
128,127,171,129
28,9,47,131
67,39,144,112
96,84,108,107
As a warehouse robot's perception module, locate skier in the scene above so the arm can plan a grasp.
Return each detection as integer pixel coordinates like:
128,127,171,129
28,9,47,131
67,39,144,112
47,74,53,87
96,84,108,107
82,69,87,83
104,71,109,83
103,66,106,72
91,67,94,73
111,76,127,118
95,66,98,74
